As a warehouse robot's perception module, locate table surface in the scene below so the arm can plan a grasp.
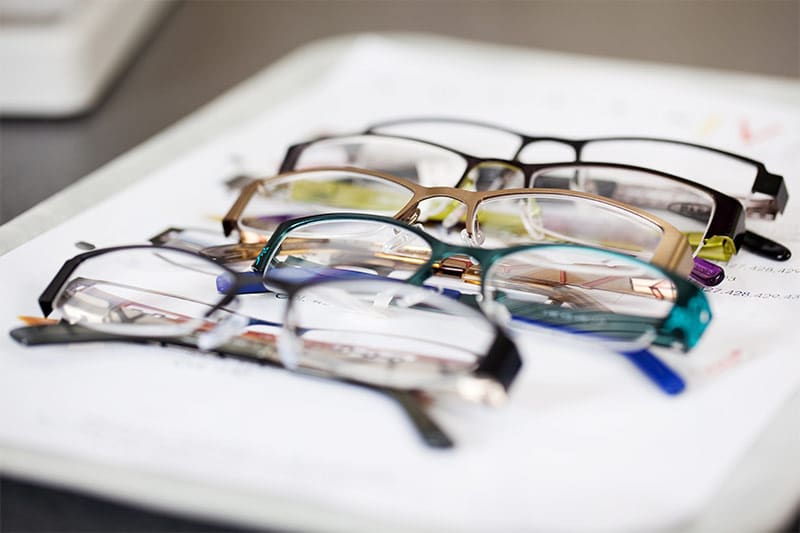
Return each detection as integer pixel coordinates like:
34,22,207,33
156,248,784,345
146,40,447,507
1,1,799,531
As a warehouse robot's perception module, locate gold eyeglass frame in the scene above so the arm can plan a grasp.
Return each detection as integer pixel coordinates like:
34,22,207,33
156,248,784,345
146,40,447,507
219,166,694,277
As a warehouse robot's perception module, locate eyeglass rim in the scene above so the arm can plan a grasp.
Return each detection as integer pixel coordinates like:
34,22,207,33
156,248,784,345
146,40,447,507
278,134,748,253
38,245,243,318
252,212,710,351
274,276,522,393
365,116,788,216
223,166,694,276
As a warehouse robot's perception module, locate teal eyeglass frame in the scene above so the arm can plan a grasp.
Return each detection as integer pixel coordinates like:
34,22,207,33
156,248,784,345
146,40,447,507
251,213,712,351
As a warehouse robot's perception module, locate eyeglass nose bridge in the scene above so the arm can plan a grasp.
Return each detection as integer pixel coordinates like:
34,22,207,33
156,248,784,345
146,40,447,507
402,187,484,243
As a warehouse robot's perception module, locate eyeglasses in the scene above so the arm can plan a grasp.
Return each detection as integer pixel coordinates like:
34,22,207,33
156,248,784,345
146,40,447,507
367,117,789,219
22,245,523,448
365,117,791,261
279,131,749,265
217,166,701,282
249,213,712,352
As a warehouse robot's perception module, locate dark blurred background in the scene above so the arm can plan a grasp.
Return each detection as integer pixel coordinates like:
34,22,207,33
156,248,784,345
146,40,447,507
1,0,799,531
1,0,798,225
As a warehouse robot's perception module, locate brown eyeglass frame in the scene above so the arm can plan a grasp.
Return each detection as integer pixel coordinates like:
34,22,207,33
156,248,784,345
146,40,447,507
221,166,694,277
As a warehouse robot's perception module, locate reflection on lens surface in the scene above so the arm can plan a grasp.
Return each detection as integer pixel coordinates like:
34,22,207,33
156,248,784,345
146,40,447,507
263,220,433,286
240,169,416,237
284,280,494,389
530,166,714,239
579,140,757,197
54,248,234,337
293,136,467,186
475,193,663,259
483,246,676,337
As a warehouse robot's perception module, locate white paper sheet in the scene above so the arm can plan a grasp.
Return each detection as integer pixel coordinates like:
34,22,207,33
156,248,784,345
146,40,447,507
1,35,799,532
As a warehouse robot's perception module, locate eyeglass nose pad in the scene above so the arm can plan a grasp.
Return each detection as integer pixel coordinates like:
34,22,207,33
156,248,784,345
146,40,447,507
400,207,421,225
460,227,485,247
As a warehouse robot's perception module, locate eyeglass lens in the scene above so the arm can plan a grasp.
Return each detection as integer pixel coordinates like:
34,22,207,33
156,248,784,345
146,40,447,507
51,247,238,338
260,218,681,340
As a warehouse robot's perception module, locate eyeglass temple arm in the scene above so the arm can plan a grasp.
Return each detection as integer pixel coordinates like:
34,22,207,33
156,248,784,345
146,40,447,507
9,323,455,449
222,180,262,237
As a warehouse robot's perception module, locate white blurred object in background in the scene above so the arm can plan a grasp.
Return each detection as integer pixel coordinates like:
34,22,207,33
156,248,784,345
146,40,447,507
0,0,173,117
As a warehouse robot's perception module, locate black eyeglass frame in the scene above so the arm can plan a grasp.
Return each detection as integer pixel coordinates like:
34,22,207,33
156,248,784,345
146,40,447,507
39,244,520,391
366,116,788,218
30,244,523,448
279,133,748,258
